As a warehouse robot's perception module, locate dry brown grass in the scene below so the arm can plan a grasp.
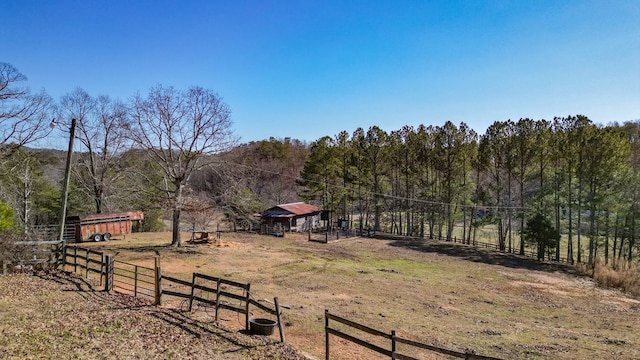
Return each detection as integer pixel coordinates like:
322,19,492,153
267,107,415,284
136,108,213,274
0,270,306,360
71,231,640,360
590,260,640,298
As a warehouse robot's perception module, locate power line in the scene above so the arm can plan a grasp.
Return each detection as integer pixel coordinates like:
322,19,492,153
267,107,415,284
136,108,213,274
209,158,528,212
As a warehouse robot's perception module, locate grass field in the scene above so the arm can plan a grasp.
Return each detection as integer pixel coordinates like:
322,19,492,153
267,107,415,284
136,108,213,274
4,231,640,359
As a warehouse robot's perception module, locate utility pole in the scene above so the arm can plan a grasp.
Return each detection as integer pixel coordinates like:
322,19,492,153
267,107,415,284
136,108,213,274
57,118,76,243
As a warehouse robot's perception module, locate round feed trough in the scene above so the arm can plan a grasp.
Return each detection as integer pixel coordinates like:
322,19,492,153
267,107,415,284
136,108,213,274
249,318,277,336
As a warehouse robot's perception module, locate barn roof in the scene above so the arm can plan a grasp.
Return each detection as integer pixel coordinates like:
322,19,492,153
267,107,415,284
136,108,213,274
260,202,321,218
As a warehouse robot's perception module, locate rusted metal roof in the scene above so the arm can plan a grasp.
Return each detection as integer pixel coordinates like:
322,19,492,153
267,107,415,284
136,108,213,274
260,202,321,218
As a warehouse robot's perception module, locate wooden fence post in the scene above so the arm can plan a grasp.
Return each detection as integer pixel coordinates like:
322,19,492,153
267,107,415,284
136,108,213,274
134,265,139,297
188,273,197,312
154,255,162,306
104,254,113,292
85,250,90,278
73,247,78,273
274,297,285,343
2,260,7,275
100,254,104,287
391,330,396,359
245,283,251,331
325,309,330,360
215,278,222,323
60,243,67,270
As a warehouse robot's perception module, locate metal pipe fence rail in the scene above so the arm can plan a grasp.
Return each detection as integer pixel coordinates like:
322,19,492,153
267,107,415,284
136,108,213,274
111,259,157,302
309,228,359,243
325,310,502,360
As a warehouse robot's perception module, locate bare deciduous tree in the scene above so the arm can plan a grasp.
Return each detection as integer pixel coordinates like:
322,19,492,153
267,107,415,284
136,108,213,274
127,85,236,247
0,62,53,158
59,88,128,214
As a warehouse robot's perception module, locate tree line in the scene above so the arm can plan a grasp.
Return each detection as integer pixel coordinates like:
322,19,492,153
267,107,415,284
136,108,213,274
299,118,640,267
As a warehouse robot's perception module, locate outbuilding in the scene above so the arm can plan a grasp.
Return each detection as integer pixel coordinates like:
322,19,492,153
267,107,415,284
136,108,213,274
259,202,322,233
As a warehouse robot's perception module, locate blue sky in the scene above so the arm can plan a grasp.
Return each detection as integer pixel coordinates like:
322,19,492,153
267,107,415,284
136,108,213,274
1,0,639,145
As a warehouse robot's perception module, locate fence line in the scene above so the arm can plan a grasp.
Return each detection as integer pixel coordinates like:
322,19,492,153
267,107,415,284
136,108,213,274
111,259,157,302
160,272,285,341
58,247,286,341
63,246,106,284
325,310,502,360
2,240,65,273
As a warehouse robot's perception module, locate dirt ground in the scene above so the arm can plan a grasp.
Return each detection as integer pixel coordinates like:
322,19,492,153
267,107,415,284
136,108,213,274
83,231,640,359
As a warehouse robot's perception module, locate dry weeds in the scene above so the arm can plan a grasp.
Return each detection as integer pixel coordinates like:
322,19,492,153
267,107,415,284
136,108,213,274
590,260,640,298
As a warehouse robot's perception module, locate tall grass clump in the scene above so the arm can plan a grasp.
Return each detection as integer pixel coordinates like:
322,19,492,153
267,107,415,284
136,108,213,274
588,260,640,298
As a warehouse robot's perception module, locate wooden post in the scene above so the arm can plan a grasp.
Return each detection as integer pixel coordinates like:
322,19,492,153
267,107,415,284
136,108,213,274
85,250,90,278
60,243,67,270
214,278,222,323
244,283,251,331
154,256,162,306
2,260,7,275
100,254,104,287
188,273,197,312
134,265,139,297
73,247,78,273
104,254,113,292
325,309,330,360
274,297,285,342
391,330,396,359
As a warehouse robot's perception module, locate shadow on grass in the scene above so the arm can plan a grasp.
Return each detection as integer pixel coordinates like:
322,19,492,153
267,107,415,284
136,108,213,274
149,309,281,356
385,237,580,275
97,244,204,256
35,268,96,291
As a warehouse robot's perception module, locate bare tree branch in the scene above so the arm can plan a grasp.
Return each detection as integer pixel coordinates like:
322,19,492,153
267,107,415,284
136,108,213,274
0,63,54,157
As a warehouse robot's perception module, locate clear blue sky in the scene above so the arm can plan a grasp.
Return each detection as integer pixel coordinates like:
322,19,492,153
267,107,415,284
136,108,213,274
2,0,639,145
